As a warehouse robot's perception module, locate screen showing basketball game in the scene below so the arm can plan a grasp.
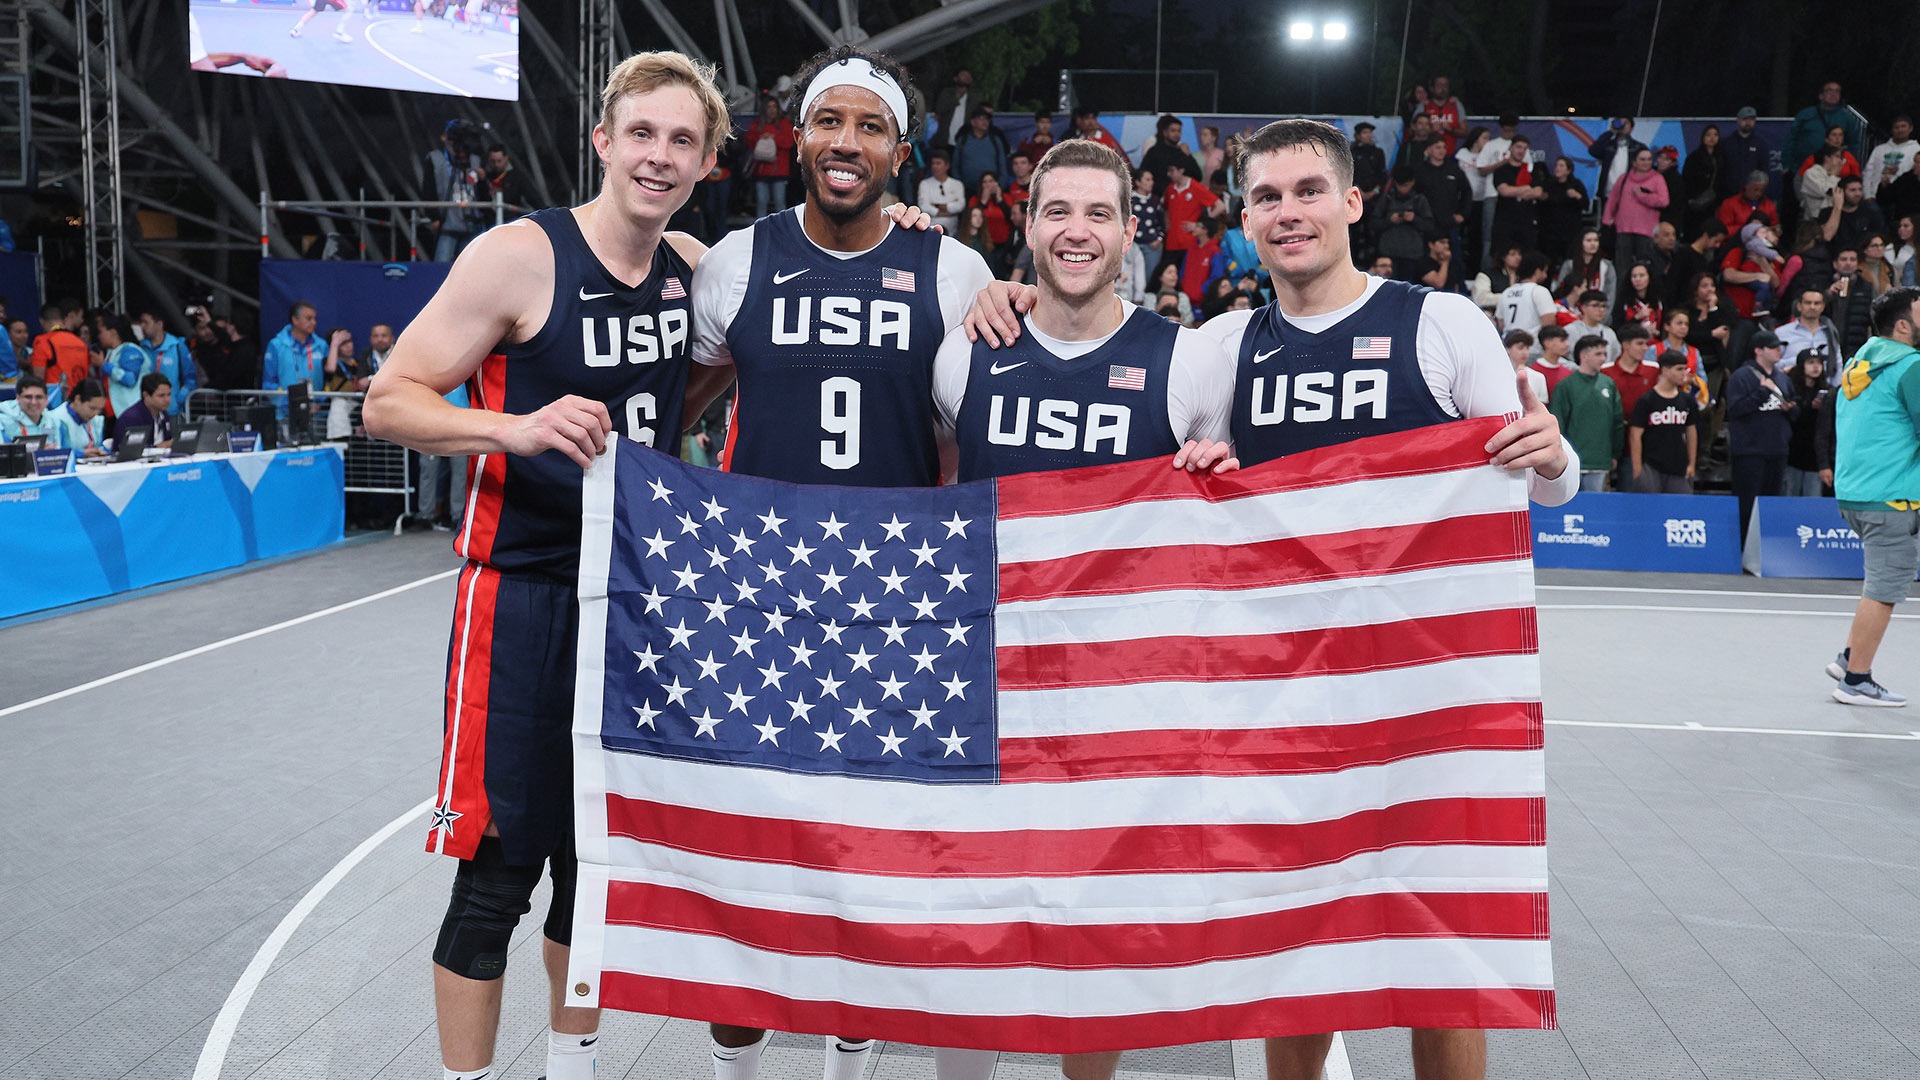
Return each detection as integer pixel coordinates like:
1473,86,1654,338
188,0,519,101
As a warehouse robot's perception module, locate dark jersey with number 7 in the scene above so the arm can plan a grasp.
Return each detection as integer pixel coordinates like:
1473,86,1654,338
455,207,691,581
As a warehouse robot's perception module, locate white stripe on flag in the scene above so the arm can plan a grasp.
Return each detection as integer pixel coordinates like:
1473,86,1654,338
600,926,1555,1015
998,654,1542,739
598,747,1545,831
997,466,1523,564
603,841,1549,923
996,562,1534,646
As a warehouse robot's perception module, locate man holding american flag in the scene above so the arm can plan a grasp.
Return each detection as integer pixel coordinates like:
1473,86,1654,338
965,117,1578,1080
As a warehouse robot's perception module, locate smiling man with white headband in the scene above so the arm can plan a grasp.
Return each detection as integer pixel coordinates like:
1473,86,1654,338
688,43,997,1080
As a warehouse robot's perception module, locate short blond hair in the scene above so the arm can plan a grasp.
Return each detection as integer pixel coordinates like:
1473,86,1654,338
600,51,732,154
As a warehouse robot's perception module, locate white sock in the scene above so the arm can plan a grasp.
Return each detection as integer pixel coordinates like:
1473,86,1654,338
823,1038,873,1080
442,1067,491,1080
713,1031,771,1080
547,1029,598,1080
932,1046,997,1080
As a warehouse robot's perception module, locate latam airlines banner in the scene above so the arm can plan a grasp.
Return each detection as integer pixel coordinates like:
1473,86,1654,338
1743,496,1915,579
1528,493,1741,574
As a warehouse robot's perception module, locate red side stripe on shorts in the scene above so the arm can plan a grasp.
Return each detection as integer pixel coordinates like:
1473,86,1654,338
456,353,510,564
430,561,501,859
718,387,741,473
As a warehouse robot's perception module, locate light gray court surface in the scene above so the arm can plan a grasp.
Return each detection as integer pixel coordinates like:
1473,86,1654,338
6,534,1920,1079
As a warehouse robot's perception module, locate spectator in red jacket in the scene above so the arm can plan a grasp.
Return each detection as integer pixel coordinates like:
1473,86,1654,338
743,96,796,219
1717,171,1780,238
1160,158,1223,279
1422,74,1467,155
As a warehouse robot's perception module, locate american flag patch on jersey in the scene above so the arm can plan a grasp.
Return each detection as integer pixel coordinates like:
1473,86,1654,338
882,267,916,292
1108,364,1147,391
1352,336,1391,359
661,277,687,300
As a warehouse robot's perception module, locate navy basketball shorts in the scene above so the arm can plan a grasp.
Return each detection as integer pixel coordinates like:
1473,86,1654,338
426,561,578,866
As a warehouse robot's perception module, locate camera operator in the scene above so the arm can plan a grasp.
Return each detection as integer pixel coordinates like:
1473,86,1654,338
429,120,487,262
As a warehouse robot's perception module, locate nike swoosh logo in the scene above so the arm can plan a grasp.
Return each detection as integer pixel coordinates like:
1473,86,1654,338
1253,348,1282,364
989,361,1027,375
773,269,810,284
578,288,613,301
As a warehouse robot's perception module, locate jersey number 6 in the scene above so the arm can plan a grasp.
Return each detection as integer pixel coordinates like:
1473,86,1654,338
624,391,657,448
820,376,860,470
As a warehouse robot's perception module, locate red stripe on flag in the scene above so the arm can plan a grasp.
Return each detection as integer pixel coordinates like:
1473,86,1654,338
998,701,1545,781
994,417,1508,521
604,793,1544,877
606,882,1548,970
594,973,1557,1051
998,511,1529,603
998,607,1535,691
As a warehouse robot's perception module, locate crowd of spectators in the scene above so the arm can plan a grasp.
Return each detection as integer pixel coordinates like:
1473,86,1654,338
1353,75,1912,543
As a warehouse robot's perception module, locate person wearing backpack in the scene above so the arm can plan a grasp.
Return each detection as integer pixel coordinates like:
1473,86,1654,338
744,95,796,219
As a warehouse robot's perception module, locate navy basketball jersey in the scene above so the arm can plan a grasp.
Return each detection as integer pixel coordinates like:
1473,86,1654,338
458,207,691,579
722,211,947,487
954,306,1182,481
1229,279,1453,467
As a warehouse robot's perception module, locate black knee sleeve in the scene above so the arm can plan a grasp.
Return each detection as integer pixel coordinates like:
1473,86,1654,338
542,842,578,947
433,836,542,980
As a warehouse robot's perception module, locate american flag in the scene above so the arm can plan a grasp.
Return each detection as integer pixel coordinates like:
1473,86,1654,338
661,276,687,301
1352,335,1392,359
568,419,1553,1053
1107,364,1147,391
881,266,916,292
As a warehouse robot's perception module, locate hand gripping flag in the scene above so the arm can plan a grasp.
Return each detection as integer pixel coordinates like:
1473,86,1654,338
568,418,1553,1053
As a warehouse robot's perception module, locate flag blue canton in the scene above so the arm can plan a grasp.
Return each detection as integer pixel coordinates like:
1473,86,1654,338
602,451,1001,783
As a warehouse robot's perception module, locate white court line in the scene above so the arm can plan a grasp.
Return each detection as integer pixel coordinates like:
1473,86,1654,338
1548,718,1920,741
192,798,433,1080
1537,584,1861,600
1538,603,1920,619
363,19,473,97
1325,1032,1354,1080
0,569,458,720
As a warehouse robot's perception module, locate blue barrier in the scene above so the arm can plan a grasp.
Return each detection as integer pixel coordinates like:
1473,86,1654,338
1529,492,1742,573
1742,496,1901,579
0,447,344,619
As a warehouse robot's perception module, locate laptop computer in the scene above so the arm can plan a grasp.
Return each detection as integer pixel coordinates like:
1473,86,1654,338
112,426,150,462
20,433,45,453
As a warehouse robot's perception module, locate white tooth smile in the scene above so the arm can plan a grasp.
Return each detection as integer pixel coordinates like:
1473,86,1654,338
1060,253,1094,263
825,168,859,182
636,178,671,191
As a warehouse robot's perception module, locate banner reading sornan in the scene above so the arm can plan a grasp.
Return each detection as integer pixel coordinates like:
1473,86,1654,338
566,417,1554,1054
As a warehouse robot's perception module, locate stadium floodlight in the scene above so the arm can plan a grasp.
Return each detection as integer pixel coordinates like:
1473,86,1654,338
1322,21,1348,41
1288,20,1315,40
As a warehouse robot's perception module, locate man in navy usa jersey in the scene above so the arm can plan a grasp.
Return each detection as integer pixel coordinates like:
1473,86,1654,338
689,44,998,1080
934,138,1234,484
966,119,1576,1080
363,51,738,1080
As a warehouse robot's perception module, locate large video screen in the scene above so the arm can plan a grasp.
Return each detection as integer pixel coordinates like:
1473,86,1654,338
189,0,518,101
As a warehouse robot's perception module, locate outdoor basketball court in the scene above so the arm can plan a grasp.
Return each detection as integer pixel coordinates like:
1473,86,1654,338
5,534,1919,1079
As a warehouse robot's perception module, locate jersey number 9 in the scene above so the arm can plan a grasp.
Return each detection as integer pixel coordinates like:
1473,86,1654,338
820,376,860,469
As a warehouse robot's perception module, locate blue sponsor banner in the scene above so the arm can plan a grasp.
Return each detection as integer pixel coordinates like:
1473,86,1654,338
0,448,345,619
1529,492,1741,573
1744,496,1896,579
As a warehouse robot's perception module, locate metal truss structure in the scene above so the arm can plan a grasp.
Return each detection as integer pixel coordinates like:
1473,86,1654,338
20,0,1055,318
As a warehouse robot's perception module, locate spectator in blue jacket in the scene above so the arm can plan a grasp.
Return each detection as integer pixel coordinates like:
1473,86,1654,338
0,317,23,382
1721,108,1771,199
99,314,151,421
950,108,1009,197
262,300,325,417
46,377,107,458
136,308,195,415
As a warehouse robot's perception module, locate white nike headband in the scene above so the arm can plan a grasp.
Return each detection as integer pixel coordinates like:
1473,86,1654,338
798,57,911,140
